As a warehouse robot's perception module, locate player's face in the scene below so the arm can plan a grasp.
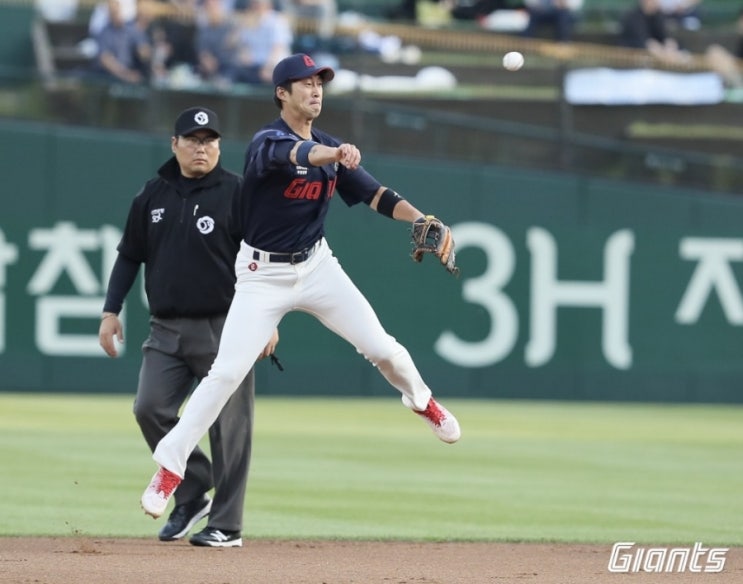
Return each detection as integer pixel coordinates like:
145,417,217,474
172,131,220,178
285,75,324,120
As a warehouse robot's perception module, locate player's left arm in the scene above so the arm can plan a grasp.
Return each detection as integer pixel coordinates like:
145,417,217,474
368,186,423,222
368,186,459,275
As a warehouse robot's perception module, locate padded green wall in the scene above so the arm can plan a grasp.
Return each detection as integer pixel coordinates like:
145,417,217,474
2,119,743,403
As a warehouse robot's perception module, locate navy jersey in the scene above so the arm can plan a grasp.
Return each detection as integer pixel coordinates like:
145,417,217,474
239,118,382,252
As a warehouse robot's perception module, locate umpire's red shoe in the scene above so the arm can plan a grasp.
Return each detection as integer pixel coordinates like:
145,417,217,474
413,398,461,443
141,466,182,518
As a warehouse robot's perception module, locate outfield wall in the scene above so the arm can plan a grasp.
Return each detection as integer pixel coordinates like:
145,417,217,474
2,119,743,402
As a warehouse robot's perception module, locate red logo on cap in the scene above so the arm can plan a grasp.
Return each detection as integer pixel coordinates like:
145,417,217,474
303,55,315,67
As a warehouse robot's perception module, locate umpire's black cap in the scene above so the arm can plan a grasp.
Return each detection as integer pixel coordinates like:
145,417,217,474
272,53,335,87
174,107,221,137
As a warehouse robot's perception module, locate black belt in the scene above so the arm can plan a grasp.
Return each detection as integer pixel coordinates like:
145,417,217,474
252,245,316,264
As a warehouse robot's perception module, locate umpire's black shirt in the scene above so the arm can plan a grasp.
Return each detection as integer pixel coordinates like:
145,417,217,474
114,157,242,318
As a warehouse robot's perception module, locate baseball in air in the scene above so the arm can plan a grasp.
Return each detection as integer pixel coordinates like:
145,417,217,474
502,51,524,71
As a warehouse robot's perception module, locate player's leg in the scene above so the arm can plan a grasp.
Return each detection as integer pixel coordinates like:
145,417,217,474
135,318,214,503
143,296,277,517
297,241,460,442
205,370,254,530
151,244,291,479
152,295,275,475
191,316,254,547
296,242,428,405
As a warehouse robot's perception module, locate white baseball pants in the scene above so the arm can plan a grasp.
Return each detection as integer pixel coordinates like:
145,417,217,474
153,238,433,477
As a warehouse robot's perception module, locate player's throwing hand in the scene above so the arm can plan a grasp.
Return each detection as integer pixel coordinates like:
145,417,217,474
335,143,361,170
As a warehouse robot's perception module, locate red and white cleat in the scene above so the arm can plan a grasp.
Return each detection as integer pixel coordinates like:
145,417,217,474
413,398,461,444
141,466,182,519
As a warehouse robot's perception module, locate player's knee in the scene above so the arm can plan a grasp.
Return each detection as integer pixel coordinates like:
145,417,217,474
372,345,411,372
360,334,403,366
208,364,250,392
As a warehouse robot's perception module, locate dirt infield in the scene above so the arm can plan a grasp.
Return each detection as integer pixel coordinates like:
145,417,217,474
1,538,741,583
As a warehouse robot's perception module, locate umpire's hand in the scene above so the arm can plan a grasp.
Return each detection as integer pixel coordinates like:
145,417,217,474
258,328,280,360
99,313,124,357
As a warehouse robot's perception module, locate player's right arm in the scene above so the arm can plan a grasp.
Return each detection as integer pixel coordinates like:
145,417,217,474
289,140,360,170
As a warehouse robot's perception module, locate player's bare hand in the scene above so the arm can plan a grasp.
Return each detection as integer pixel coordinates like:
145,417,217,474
258,328,280,360
99,314,124,358
335,143,360,170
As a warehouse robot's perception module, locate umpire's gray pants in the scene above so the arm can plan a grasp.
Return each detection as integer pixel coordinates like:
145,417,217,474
133,315,254,532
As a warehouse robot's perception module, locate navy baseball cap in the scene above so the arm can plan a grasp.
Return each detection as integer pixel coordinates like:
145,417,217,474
174,107,221,137
272,53,335,86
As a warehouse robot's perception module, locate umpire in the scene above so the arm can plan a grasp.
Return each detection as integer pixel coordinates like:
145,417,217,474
99,106,277,548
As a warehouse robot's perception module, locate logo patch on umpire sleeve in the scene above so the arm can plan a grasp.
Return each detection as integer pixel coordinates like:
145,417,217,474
196,216,215,234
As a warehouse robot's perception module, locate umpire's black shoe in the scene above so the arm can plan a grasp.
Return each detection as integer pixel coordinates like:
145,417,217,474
158,493,212,541
189,527,243,548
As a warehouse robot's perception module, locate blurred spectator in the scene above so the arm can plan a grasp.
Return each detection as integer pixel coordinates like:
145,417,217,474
620,0,743,88
439,1,509,22
92,0,151,84
195,0,238,83
210,0,249,10
619,0,690,64
278,0,337,49
232,0,293,85
35,0,79,22
659,0,702,31
385,0,417,20
523,0,583,42
136,0,171,82
147,0,199,69
385,0,503,22
703,7,743,89
90,0,137,36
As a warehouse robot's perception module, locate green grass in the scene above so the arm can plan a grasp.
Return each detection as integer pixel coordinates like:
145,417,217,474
1,394,742,545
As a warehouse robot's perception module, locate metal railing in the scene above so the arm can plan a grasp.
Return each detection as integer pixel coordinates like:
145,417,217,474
329,98,743,194
3,71,741,196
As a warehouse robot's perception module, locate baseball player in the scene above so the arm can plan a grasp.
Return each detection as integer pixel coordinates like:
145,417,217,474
141,54,461,519
100,106,278,548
